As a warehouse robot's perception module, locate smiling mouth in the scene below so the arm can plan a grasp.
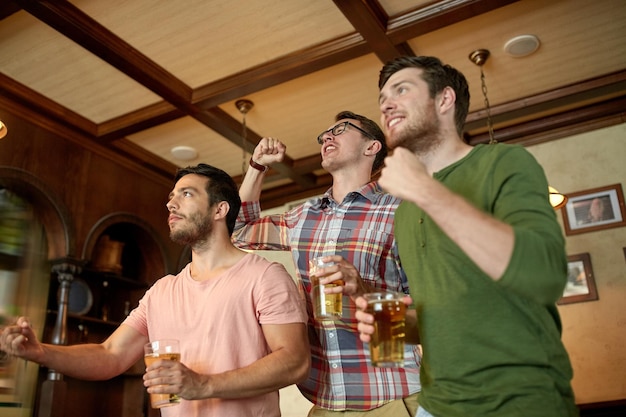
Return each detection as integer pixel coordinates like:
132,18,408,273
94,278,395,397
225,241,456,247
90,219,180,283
323,144,337,154
387,117,403,129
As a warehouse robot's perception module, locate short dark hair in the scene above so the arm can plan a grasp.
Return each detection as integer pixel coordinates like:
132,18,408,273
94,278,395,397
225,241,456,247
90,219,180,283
378,56,470,136
335,110,387,172
174,164,241,235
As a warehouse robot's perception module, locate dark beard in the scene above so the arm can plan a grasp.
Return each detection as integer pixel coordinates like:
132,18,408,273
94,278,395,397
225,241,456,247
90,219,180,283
388,107,442,155
170,211,213,246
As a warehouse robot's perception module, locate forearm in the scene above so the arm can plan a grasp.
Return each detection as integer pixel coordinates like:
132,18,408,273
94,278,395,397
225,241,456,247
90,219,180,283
38,343,137,380
239,162,266,202
191,344,310,399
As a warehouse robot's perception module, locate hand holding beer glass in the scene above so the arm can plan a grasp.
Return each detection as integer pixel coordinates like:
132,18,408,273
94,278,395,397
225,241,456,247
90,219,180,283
309,256,343,320
364,292,406,367
144,339,181,408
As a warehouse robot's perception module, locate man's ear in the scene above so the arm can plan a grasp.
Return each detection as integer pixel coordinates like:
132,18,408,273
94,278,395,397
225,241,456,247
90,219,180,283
438,86,456,115
214,201,230,220
364,139,382,156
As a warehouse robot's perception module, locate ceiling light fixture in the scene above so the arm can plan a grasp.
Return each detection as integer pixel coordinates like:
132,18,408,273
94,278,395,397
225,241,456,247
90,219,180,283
171,145,198,161
469,49,496,144
504,35,540,58
236,99,254,176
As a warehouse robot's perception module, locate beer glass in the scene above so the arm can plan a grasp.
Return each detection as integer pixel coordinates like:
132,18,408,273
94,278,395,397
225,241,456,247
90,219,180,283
309,256,343,320
144,339,181,408
364,292,406,367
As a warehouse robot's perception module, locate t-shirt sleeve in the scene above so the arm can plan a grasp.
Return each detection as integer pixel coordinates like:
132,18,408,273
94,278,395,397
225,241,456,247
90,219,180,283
255,262,307,325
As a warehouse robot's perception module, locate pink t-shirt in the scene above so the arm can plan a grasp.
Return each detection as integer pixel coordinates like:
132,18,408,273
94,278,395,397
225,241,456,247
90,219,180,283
123,252,307,417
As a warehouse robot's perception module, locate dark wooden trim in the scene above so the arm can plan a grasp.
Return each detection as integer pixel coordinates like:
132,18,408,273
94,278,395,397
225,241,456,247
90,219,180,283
192,33,372,108
386,0,520,43
97,105,185,141
0,0,21,20
465,70,626,131
466,96,626,146
579,399,626,417
0,73,97,136
332,0,414,62
0,94,175,187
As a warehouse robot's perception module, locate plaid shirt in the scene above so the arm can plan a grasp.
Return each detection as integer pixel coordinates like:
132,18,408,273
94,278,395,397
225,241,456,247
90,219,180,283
233,182,421,410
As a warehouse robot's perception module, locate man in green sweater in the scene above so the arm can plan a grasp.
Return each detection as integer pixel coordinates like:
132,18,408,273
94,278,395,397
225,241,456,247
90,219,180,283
356,56,578,417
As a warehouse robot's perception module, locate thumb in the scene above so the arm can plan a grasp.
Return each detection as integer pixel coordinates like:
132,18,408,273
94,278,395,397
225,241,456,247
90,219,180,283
17,317,32,332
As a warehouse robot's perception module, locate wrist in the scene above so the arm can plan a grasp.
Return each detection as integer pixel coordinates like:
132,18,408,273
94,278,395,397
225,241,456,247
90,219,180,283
249,158,268,173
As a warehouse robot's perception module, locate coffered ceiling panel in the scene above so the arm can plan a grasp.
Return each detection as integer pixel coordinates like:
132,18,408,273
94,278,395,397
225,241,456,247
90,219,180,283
0,10,160,122
76,0,356,88
1,0,624,208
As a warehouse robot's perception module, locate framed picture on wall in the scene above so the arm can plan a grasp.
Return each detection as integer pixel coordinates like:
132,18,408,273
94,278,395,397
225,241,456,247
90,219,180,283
557,253,598,305
561,183,626,236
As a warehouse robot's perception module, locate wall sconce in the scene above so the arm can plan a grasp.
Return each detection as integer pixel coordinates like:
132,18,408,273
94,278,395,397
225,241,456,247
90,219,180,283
0,121,7,139
549,186,568,210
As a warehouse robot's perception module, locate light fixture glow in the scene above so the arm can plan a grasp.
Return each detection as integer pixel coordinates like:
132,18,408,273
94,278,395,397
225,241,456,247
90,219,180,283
0,121,7,139
549,186,568,210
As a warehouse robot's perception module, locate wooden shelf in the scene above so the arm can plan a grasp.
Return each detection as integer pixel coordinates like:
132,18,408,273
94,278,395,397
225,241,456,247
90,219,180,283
82,268,149,290
46,310,121,327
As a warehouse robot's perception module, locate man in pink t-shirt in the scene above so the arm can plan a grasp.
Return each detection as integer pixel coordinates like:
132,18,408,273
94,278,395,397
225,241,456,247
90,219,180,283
1,164,310,417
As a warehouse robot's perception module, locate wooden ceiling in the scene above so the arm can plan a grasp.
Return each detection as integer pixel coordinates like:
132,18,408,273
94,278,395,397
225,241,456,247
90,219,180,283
1,0,625,208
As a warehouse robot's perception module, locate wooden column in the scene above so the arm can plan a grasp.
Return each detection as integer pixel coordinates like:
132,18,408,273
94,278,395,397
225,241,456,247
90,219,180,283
37,259,82,417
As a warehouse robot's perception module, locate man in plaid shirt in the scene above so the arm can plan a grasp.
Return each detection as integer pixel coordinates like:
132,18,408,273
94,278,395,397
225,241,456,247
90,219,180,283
232,111,421,416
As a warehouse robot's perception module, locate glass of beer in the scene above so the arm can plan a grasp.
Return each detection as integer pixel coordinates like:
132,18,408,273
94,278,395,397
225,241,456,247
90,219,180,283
364,292,406,367
144,339,181,408
309,256,343,320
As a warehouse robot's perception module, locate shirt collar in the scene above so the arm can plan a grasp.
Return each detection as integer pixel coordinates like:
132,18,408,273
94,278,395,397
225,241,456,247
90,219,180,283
319,181,382,208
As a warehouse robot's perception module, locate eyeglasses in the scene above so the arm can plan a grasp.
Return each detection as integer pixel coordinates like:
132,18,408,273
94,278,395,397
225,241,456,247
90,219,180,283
316,121,376,144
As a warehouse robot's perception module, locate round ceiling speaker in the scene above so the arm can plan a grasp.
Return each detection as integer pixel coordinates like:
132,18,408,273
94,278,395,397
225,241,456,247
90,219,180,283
171,145,198,161
503,34,540,58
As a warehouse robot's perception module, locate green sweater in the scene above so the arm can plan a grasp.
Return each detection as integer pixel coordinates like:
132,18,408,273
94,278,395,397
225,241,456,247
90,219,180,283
395,144,578,417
